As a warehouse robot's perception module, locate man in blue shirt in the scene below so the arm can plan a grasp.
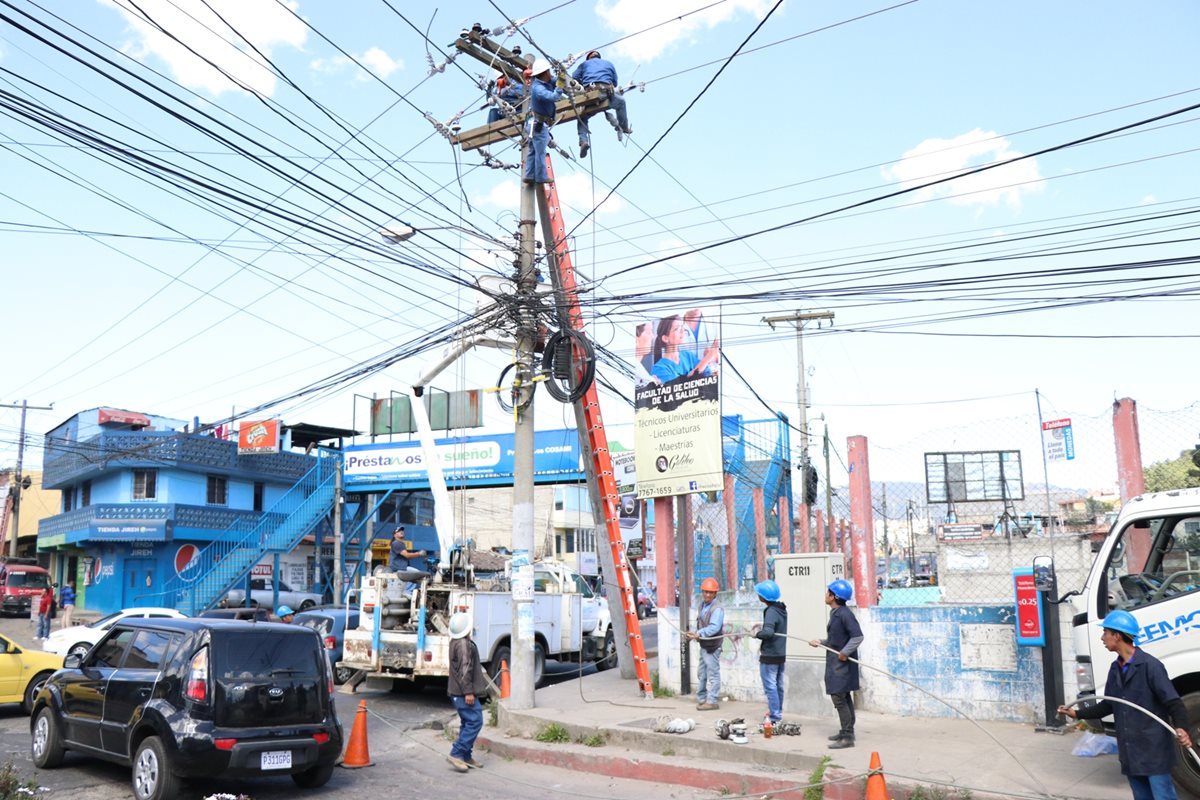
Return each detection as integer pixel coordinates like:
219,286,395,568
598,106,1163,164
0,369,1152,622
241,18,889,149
524,59,564,184
571,50,632,158
487,75,525,124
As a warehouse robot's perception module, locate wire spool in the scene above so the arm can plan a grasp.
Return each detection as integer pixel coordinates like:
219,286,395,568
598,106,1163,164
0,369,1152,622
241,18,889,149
541,328,595,403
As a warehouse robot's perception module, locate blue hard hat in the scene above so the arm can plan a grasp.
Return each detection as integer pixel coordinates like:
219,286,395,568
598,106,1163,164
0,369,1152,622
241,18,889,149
1098,609,1139,638
828,579,853,601
277,605,295,617
755,580,781,602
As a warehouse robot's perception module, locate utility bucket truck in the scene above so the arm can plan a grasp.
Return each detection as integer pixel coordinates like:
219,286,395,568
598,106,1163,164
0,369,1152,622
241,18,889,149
1063,487,1200,795
338,344,615,687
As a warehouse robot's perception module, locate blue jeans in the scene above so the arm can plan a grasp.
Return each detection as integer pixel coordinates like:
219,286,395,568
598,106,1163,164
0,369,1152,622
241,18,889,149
523,118,550,183
1127,773,1179,800
37,613,51,639
697,649,721,704
450,695,484,761
577,92,629,145
759,662,785,722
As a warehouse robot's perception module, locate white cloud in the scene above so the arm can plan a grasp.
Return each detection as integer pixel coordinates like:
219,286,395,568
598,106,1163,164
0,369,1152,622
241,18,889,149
311,46,403,82
594,0,773,63
655,237,698,267
472,174,625,216
103,0,307,97
881,129,1045,211
1140,195,1157,205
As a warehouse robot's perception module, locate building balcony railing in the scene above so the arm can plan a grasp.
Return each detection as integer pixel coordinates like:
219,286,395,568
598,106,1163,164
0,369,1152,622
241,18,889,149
37,503,264,544
42,431,314,489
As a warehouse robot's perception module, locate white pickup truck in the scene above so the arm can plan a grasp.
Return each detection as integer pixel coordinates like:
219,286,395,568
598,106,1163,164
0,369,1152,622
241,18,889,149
340,559,614,686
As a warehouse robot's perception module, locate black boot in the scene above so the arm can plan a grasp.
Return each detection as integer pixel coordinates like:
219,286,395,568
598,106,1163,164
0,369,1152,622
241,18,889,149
827,733,845,741
828,737,855,750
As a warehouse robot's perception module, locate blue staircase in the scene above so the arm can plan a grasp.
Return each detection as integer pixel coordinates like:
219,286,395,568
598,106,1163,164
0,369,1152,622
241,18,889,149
712,416,791,587
152,450,340,615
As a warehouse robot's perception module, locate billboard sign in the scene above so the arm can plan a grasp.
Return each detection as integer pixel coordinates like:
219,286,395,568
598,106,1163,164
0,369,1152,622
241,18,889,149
925,451,1024,503
632,309,723,498
1041,418,1076,462
344,429,583,488
238,419,282,454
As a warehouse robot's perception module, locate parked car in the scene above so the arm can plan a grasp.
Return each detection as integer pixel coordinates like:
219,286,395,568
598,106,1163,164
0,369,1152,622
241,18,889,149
199,606,270,622
0,633,63,713
222,578,321,612
293,606,360,684
42,608,187,660
0,558,52,617
636,588,657,619
31,618,342,800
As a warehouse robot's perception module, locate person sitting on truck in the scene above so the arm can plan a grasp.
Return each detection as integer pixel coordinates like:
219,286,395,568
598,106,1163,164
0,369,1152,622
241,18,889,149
389,526,429,595
1059,609,1192,800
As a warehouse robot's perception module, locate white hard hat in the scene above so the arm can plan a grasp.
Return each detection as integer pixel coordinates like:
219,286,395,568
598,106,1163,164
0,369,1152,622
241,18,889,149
448,612,472,639
530,58,551,76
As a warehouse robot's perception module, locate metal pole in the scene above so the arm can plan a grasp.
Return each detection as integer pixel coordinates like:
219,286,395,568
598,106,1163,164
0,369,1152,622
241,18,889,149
823,420,834,551
332,457,343,606
1034,389,1056,562
509,159,539,710
677,494,692,695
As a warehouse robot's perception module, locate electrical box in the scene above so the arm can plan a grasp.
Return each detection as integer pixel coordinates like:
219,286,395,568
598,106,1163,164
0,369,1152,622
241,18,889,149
773,552,846,661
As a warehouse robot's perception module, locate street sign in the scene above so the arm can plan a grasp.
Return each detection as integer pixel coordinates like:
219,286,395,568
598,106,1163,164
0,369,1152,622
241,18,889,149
626,538,644,559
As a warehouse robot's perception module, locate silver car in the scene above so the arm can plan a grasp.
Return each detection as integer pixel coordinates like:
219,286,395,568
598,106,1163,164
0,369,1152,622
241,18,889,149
223,577,321,612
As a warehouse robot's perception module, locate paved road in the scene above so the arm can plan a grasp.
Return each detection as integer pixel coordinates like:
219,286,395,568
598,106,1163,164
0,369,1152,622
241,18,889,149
0,614,681,800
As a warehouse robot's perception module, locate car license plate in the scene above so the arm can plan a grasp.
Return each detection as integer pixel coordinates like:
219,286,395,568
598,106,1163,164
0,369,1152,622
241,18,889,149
261,750,292,770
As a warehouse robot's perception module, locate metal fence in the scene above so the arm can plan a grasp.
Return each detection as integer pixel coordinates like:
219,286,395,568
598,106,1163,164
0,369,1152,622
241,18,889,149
836,396,1200,603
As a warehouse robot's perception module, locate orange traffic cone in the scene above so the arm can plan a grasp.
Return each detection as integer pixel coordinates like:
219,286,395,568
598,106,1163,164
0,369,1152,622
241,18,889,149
865,751,888,800
500,659,511,699
341,699,374,768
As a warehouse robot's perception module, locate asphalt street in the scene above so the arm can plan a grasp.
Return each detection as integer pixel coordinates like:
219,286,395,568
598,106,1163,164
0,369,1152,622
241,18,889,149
0,613,675,800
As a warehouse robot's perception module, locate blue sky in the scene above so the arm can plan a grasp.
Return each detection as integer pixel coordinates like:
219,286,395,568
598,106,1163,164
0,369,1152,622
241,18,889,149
1,0,1197,494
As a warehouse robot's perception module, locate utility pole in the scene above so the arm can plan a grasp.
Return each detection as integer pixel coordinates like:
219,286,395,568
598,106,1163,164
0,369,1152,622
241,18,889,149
3,401,54,557
823,419,834,549
508,143,540,710
762,311,833,515
332,461,343,606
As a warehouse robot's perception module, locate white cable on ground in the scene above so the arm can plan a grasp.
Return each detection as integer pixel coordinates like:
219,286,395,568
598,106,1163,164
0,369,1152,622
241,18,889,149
1062,695,1200,770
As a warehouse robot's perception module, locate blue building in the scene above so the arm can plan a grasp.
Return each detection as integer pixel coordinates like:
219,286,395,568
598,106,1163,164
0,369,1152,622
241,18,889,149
37,407,338,615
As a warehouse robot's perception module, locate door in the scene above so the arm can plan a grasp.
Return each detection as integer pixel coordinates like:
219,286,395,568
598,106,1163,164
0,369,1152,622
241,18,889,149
100,630,178,755
61,628,134,750
0,637,22,700
123,559,155,608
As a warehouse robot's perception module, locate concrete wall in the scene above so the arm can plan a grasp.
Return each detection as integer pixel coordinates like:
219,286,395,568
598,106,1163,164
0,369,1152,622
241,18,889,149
657,596,1077,724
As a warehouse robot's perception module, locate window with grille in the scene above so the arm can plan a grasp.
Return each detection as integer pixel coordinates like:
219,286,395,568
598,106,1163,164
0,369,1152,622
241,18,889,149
133,469,157,500
207,475,228,506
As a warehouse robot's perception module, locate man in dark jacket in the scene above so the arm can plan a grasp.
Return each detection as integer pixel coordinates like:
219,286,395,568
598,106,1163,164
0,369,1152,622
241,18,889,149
447,612,489,773
753,580,787,725
1059,609,1192,800
809,579,864,749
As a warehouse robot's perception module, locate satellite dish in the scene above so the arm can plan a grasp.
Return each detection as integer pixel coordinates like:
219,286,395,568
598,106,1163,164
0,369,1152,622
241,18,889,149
19,476,31,491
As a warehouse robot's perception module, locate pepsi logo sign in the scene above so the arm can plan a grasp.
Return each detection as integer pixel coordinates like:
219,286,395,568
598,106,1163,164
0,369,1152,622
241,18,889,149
175,544,201,580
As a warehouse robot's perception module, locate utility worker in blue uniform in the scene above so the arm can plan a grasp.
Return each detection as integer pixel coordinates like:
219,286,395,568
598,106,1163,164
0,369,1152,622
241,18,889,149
571,50,631,158
487,74,525,124
753,579,788,725
809,579,864,749
1060,610,1192,800
524,58,564,184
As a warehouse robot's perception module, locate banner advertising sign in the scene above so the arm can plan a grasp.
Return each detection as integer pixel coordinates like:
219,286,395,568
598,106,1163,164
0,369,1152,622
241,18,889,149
344,428,583,488
632,309,723,498
238,419,282,454
1012,568,1045,646
1041,418,1076,462
612,449,640,528
89,519,169,542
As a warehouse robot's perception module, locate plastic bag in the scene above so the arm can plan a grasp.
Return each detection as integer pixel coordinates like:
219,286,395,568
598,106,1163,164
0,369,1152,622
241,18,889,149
1072,731,1119,757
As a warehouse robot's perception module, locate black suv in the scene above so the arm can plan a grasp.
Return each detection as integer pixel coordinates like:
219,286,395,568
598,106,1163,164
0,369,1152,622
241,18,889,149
30,618,342,800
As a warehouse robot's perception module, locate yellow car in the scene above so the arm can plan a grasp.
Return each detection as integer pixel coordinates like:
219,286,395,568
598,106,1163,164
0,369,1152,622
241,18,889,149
0,633,63,713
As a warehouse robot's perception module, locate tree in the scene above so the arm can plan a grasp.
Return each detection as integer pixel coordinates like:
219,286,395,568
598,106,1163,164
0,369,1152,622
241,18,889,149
1143,448,1200,492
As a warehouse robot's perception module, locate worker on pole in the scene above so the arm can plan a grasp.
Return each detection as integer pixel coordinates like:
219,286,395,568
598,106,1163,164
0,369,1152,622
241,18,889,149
523,58,563,184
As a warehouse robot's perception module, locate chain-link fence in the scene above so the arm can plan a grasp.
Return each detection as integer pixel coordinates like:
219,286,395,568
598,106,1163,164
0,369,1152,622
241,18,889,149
837,397,1200,603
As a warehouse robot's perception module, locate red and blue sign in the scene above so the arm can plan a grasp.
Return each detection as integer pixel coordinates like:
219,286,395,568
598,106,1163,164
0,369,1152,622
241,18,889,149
175,544,201,581
1012,568,1045,646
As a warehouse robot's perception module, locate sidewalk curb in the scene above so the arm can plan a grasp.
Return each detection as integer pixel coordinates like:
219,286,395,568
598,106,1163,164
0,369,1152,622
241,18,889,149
478,733,815,799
